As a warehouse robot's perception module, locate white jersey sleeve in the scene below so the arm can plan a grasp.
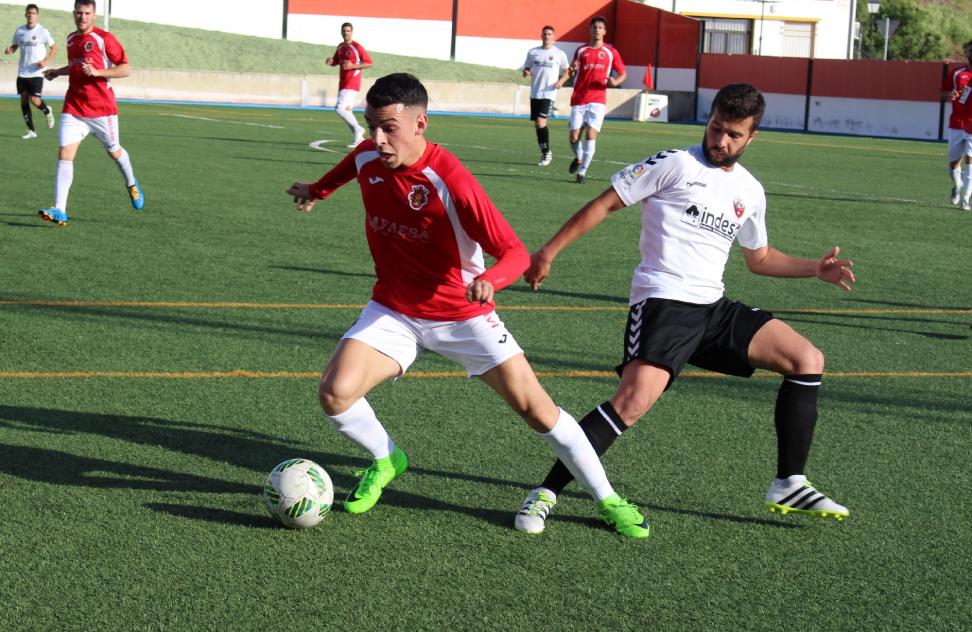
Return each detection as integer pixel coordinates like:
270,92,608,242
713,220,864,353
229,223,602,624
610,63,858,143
735,187,767,250
611,149,685,207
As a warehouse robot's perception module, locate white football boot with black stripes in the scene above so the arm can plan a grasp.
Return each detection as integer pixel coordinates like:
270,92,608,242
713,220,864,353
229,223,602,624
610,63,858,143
765,475,848,520
514,487,557,534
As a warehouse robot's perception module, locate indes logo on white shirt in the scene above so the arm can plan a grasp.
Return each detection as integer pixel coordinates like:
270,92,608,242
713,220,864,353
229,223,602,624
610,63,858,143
679,203,739,241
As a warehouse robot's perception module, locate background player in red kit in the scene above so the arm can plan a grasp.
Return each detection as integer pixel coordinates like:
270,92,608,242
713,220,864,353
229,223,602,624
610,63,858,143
39,0,142,226
285,73,649,538
326,22,372,148
941,40,972,210
566,16,625,184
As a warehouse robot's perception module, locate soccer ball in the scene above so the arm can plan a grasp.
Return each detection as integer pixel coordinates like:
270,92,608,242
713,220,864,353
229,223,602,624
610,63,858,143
263,458,334,529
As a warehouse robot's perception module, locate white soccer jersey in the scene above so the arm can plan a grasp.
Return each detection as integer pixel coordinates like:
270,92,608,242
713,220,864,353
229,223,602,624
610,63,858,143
523,45,569,100
11,23,55,78
611,145,768,305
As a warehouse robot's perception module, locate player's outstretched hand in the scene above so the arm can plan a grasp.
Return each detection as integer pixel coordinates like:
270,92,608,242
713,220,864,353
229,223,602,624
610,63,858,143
43,68,58,81
817,246,855,292
524,250,552,291
465,279,495,305
287,182,317,213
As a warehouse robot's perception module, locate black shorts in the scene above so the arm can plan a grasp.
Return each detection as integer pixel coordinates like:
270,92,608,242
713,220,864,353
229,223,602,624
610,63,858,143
616,297,774,388
16,77,44,97
530,98,554,121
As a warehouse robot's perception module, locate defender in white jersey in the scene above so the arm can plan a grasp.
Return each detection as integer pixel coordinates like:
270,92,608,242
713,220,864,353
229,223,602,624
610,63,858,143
514,84,857,535
522,26,569,167
5,4,57,139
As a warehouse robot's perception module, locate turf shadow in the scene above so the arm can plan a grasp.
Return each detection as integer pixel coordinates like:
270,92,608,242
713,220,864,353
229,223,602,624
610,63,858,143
502,283,627,305
146,502,278,528
269,264,374,279
0,404,359,474
0,442,256,494
785,315,969,340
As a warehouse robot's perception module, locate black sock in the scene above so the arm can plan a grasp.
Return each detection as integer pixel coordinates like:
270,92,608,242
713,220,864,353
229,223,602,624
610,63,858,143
540,401,627,494
775,374,821,479
536,126,549,154
21,102,34,131
37,100,51,115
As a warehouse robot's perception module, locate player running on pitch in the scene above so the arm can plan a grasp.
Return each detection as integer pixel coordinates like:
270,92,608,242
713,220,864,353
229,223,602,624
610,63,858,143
38,0,143,226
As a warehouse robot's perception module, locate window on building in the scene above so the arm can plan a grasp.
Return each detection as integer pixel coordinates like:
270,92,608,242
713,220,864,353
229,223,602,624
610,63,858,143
702,18,752,54
781,21,814,57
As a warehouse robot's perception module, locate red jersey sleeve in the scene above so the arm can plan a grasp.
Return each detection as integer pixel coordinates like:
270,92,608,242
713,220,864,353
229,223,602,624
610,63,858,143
355,42,372,65
445,166,529,292
611,45,626,75
103,31,127,66
308,144,367,199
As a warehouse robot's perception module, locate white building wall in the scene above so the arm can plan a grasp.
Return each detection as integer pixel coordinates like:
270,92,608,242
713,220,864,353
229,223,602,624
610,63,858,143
638,0,854,59
287,14,454,60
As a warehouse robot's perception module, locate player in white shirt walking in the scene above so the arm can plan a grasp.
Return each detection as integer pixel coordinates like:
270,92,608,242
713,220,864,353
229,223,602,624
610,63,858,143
522,26,569,167
514,83,856,535
5,3,57,139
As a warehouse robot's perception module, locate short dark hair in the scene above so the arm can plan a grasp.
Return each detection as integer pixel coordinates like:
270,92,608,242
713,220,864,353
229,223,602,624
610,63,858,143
710,83,766,129
341,22,352,30
26,4,39,12
590,16,607,27
75,0,96,10
367,73,429,110
542,25,555,32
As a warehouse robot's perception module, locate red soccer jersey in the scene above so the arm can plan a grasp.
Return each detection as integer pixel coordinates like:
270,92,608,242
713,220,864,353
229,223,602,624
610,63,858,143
63,26,126,118
943,65,972,132
570,43,625,106
332,41,371,91
309,140,529,321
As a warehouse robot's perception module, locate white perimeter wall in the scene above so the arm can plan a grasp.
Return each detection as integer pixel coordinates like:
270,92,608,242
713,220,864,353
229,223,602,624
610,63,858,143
808,97,941,140
286,14,453,60
6,0,285,39
697,88,806,130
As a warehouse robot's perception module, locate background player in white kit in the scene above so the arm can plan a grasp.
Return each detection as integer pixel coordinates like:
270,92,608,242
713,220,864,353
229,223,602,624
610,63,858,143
522,26,568,167
515,83,856,535
5,3,57,139
285,73,649,538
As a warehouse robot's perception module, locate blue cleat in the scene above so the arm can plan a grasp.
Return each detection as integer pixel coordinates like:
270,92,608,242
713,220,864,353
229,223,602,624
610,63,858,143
38,207,68,226
127,180,144,211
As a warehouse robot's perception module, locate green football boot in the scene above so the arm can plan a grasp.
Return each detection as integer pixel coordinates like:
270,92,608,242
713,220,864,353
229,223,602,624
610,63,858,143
344,446,408,514
597,494,651,539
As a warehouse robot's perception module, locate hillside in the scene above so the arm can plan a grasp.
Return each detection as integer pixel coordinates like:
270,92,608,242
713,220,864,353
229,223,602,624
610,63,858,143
0,4,526,84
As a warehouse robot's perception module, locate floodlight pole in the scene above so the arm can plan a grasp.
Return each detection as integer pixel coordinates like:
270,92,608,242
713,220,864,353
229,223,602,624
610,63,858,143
104,0,110,30
883,16,890,60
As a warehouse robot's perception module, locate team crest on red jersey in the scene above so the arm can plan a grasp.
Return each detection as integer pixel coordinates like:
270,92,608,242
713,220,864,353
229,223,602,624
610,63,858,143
408,185,430,211
83,41,94,52
732,198,745,218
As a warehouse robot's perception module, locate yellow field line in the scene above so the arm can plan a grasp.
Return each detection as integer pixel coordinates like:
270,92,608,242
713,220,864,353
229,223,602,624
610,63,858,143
0,370,969,379
1,299,969,315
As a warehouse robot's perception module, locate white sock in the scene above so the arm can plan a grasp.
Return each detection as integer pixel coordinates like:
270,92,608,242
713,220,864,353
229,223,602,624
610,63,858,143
773,474,807,489
952,166,963,190
113,148,136,187
963,164,972,201
54,159,73,211
571,141,582,160
539,408,614,501
581,140,596,172
336,106,363,137
326,397,394,460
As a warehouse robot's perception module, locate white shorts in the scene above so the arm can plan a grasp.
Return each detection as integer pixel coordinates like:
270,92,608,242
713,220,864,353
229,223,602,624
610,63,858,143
569,102,607,132
58,113,121,152
336,89,358,111
342,300,525,377
948,127,972,162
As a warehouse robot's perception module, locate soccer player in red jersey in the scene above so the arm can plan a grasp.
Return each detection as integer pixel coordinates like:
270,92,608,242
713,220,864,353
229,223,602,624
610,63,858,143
566,16,626,184
326,22,372,148
38,0,142,226
941,40,972,210
286,73,649,538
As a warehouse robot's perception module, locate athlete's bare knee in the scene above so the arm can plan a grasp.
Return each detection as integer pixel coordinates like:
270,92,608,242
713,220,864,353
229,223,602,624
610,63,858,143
610,392,655,427
786,343,825,375
318,380,357,416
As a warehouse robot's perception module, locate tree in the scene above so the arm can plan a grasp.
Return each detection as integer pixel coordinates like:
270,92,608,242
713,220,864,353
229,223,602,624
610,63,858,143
858,0,946,61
